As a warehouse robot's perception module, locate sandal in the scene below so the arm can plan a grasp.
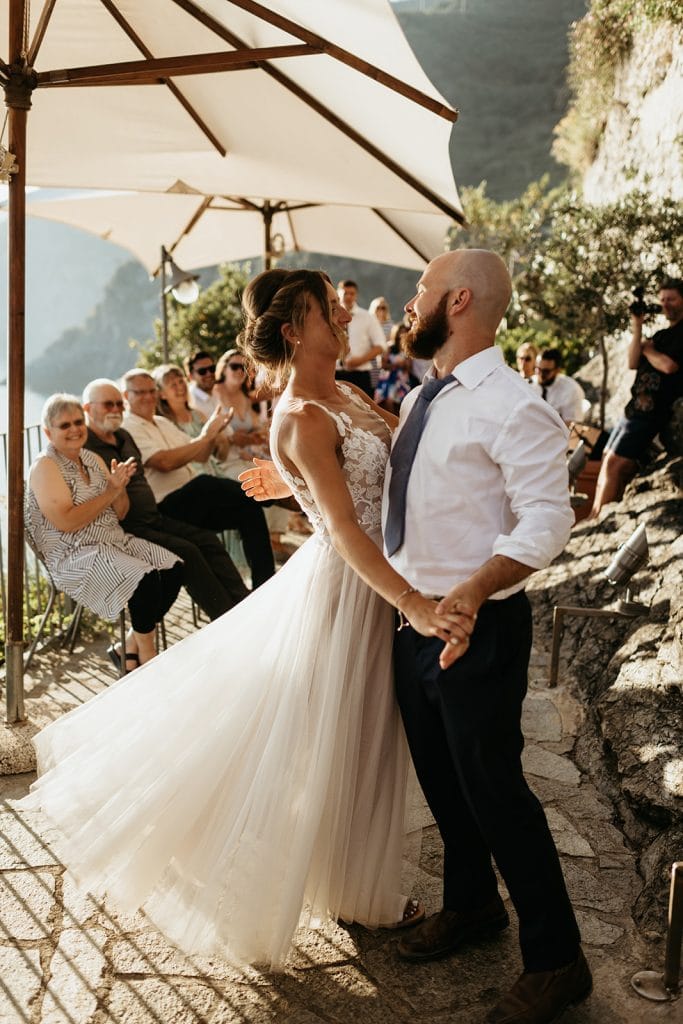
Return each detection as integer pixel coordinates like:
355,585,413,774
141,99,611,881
388,898,426,930
106,644,140,673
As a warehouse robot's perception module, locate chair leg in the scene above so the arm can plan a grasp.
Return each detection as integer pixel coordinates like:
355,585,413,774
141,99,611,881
64,603,84,654
118,611,127,678
23,582,57,670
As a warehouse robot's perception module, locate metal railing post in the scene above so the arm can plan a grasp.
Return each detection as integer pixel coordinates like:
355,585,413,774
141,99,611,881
632,862,682,1001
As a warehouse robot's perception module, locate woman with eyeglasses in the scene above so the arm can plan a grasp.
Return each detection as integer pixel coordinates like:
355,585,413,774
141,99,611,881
26,394,183,671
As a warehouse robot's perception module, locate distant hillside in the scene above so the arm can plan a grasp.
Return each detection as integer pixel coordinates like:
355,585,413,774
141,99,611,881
27,261,160,396
0,219,127,367
394,0,586,199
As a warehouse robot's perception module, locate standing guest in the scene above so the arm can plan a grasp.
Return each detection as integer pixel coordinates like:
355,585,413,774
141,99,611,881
27,394,182,671
387,250,590,1024
591,278,683,518
335,279,387,396
515,342,538,381
122,369,275,588
534,348,586,424
369,297,394,396
184,350,219,417
83,379,248,619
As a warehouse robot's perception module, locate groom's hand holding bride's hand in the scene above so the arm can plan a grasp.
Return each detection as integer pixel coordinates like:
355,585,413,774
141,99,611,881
399,592,470,650
435,582,482,670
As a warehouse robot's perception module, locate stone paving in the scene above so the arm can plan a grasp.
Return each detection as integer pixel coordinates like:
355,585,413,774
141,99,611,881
0,604,680,1023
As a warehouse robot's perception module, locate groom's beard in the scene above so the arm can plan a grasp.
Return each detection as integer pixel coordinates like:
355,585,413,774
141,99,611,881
403,293,449,360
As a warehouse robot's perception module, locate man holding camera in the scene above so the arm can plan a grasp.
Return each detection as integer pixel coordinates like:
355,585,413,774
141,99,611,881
591,278,683,518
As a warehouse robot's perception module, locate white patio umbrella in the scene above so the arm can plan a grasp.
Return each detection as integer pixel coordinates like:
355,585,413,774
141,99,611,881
23,188,455,272
2,0,462,720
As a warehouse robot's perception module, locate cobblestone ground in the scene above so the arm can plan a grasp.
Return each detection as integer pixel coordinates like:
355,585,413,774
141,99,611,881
0,597,679,1023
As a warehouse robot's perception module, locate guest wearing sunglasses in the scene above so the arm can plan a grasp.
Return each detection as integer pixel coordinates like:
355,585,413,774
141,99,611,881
212,349,269,478
184,350,219,418
26,393,182,672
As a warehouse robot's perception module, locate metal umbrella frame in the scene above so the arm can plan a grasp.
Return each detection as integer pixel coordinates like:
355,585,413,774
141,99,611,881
2,0,462,721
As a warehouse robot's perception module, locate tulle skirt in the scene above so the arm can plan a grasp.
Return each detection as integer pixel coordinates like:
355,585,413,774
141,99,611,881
21,529,414,969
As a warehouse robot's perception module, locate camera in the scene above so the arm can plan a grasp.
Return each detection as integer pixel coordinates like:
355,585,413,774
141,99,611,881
628,285,661,318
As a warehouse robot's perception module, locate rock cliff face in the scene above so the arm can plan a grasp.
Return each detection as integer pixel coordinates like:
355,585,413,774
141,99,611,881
527,456,682,935
583,21,683,204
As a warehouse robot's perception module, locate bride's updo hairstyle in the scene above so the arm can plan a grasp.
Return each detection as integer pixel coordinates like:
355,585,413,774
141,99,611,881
242,268,336,384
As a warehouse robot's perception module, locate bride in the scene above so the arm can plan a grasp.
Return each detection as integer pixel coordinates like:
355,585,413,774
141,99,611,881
21,268,464,970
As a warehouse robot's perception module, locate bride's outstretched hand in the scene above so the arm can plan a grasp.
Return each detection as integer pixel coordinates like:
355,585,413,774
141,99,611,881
238,457,292,501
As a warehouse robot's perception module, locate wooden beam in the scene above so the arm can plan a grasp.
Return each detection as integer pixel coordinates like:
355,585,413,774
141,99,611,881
36,43,322,87
216,0,457,123
97,0,226,156
168,0,464,224
27,0,57,66
371,208,431,265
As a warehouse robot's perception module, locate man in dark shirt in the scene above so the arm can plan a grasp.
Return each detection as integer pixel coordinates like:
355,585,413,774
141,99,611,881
591,278,683,517
83,379,248,618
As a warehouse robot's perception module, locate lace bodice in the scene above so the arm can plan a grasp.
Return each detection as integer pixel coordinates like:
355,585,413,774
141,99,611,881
270,385,391,537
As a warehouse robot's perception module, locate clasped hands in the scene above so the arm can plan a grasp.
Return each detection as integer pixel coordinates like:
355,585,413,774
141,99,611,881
397,587,479,670
108,457,137,492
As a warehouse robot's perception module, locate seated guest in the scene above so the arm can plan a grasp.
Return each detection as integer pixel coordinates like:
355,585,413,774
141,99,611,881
534,348,586,424
212,349,270,478
122,369,275,588
27,394,183,671
374,323,414,414
153,364,231,476
83,379,249,618
184,349,219,417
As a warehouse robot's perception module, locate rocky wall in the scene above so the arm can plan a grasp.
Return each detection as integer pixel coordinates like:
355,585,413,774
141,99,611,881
583,21,683,205
527,455,683,934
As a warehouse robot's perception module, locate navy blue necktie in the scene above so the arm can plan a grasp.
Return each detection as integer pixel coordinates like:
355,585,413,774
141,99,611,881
385,374,455,556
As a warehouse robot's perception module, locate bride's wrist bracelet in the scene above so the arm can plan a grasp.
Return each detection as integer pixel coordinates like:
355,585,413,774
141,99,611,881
395,585,418,631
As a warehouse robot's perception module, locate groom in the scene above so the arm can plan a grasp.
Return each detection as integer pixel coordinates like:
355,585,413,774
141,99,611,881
386,249,591,1024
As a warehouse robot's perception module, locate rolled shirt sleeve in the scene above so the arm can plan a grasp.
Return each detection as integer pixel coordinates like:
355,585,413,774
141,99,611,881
491,398,573,569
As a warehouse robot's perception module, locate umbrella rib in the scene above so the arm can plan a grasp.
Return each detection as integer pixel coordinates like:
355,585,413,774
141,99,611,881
371,208,431,265
167,0,464,224
218,0,457,123
97,0,226,156
27,0,57,66
151,195,214,274
35,44,322,87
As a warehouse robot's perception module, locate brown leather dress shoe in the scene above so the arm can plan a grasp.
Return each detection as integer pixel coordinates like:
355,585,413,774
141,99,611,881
486,948,593,1023
397,896,509,962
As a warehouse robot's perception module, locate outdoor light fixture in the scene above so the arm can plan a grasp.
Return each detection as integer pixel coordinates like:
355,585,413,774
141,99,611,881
548,520,651,687
159,245,200,361
162,247,200,305
604,522,648,587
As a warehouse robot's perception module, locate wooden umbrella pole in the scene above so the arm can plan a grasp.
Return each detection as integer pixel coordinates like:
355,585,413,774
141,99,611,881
4,0,35,723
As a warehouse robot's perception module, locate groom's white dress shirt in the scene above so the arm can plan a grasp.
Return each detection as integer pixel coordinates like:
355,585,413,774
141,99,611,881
383,346,573,600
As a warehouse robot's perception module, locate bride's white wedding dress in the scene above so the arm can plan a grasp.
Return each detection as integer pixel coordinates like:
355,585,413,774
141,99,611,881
21,385,414,969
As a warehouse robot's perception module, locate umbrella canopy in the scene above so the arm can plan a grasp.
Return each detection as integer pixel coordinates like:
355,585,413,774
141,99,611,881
1,0,463,721
0,0,462,218
23,188,455,271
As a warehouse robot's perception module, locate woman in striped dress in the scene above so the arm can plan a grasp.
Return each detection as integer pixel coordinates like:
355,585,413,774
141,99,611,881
26,393,183,670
